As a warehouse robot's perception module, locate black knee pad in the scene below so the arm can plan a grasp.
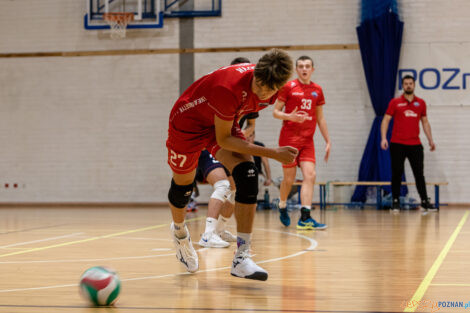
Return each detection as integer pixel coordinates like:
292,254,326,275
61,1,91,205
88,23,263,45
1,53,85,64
168,179,193,208
232,162,258,204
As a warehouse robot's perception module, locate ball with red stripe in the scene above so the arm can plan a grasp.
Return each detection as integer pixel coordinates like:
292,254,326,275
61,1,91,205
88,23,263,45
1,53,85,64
79,266,121,306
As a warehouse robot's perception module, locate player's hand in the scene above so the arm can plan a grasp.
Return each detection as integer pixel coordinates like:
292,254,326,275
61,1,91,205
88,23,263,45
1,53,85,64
324,142,331,162
429,140,436,151
274,146,298,164
288,107,309,123
263,178,272,186
381,139,389,150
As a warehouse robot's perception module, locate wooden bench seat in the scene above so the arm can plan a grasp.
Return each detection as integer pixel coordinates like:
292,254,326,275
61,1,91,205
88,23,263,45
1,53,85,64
292,181,448,210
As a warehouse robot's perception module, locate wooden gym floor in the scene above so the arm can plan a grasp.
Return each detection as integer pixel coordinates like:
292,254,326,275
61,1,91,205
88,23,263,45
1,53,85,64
0,206,469,313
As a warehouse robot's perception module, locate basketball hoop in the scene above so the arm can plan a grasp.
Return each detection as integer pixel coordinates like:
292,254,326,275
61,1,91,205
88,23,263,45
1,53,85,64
103,12,134,39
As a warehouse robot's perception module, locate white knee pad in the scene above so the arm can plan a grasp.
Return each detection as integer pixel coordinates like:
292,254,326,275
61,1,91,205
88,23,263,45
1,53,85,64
211,179,234,204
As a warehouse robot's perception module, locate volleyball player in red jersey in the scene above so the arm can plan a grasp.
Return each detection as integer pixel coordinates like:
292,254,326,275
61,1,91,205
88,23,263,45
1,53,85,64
273,55,331,230
194,57,257,249
166,49,297,281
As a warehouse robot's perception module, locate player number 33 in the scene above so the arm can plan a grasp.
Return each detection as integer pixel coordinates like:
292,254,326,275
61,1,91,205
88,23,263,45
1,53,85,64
300,99,312,110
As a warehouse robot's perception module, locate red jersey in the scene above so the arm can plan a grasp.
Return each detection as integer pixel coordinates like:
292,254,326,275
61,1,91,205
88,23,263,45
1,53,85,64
278,79,325,145
386,94,427,145
167,64,274,153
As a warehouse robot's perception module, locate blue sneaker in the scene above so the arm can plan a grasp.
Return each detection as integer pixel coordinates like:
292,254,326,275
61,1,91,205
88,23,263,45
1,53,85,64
296,217,327,230
187,200,198,212
279,208,290,227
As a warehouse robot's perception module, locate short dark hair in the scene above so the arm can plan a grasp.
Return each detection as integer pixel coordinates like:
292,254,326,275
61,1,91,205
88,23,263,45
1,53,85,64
231,57,251,65
254,49,293,90
402,75,415,84
296,55,314,67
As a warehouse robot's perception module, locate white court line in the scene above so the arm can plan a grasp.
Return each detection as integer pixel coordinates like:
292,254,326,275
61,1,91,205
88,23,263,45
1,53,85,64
0,283,79,293
0,248,208,264
254,227,318,251
0,229,317,293
0,233,84,249
73,235,172,242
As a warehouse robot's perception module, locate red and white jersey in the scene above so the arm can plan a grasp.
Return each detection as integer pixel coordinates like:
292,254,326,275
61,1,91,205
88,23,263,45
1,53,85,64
168,64,275,152
278,79,325,145
386,94,427,145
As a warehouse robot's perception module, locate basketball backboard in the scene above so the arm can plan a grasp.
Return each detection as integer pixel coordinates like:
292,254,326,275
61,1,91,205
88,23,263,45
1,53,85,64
163,0,221,18
84,0,163,30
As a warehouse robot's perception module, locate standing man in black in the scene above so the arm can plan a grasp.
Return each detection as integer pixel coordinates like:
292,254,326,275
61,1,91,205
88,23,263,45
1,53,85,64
381,75,437,212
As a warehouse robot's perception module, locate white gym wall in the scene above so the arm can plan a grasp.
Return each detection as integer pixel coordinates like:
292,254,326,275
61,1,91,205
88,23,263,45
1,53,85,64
0,0,469,203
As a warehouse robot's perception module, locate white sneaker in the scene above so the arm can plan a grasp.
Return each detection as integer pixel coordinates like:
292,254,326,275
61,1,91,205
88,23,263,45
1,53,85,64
230,251,268,281
170,223,198,273
198,231,230,248
218,230,237,242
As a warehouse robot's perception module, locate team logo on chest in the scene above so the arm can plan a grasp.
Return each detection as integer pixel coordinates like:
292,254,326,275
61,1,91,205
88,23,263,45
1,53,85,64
413,101,420,107
404,110,418,118
311,91,318,98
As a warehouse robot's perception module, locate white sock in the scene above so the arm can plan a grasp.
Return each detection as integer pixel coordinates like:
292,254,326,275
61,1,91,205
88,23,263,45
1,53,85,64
205,217,217,233
301,205,310,211
236,232,252,255
279,200,287,209
216,215,228,233
173,221,187,239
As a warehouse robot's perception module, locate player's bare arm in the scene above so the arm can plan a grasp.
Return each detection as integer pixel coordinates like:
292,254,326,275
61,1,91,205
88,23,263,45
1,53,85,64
316,105,331,162
272,99,308,123
421,116,435,151
261,156,272,186
242,118,256,137
214,115,297,164
380,114,392,150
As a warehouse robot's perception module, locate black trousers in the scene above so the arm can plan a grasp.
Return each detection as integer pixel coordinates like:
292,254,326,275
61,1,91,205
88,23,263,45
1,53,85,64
390,143,428,201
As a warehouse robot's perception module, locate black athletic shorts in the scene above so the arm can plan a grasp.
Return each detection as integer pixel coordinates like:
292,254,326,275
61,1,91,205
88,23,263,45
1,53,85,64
195,150,230,183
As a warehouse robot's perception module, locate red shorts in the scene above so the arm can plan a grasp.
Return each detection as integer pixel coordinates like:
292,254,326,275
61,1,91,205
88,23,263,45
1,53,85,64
167,121,245,174
280,140,315,168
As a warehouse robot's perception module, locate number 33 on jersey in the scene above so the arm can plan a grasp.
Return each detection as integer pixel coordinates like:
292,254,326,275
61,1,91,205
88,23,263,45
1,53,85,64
278,79,325,132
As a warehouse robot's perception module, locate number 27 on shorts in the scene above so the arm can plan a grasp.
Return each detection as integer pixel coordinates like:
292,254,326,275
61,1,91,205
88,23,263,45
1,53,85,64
170,150,187,168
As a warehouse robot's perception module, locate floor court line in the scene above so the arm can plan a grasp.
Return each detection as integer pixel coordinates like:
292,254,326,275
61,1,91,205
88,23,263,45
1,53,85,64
0,224,71,235
0,248,208,264
0,304,405,313
430,283,470,287
0,228,316,293
403,210,470,312
0,217,204,259
0,232,84,249
0,227,314,264
99,236,173,241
